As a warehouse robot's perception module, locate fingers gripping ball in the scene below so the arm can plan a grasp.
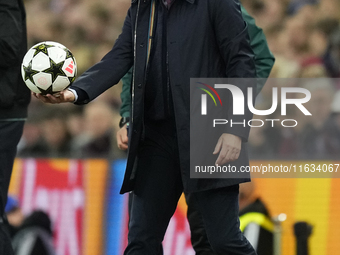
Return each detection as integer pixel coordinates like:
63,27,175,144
21,41,77,95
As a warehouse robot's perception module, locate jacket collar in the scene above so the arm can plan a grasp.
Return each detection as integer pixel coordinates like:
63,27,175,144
132,0,195,4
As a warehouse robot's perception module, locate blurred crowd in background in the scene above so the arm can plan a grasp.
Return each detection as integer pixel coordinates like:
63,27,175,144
20,0,340,159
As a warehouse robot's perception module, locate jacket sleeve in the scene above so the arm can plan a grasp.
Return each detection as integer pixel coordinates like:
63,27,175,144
70,7,134,103
241,5,275,93
210,0,256,142
120,67,133,118
0,1,25,68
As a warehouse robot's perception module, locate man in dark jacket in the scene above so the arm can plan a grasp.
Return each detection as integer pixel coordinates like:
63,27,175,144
116,5,275,254
35,0,260,254
0,1,30,254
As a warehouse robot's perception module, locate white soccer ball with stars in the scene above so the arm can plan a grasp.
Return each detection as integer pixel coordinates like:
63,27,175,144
21,41,77,95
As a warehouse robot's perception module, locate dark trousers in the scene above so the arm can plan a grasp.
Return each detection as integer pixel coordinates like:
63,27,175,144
186,193,215,255
0,121,25,255
124,125,256,255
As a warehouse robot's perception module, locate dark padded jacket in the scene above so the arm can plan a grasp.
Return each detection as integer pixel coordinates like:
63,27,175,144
120,5,275,118
0,0,30,120
71,0,258,193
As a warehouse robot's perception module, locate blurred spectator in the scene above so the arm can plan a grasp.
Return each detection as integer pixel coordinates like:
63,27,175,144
331,90,340,126
323,90,340,154
80,101,121,158
298,57,328,78
299,80,338,157
5,197,55,255
268,56,300,79
285,12,314,62
65,106,84,140
12,212,55,255
310,18,339,58
17,115,46,158
17,98,51,158
242,0,287,32
248,114,282,159
5,197,24,231
318,0,340,20
325,28,340,78
39,106,72,158
65,106,88,156
287,0,319,15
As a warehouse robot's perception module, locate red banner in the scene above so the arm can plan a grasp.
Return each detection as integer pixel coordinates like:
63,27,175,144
19,159,84,255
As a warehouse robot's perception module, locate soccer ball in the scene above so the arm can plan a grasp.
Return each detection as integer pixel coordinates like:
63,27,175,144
21,41,77,95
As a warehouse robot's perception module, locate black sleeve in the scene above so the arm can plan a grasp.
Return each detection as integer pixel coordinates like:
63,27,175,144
0,0,25,68
211,0,256,141
72,87,90,105
70,7,134,104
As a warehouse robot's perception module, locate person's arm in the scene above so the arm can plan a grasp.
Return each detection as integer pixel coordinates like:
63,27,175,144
0,1,25,68
120,68,133,118
117,123,129,151
34,6,134,104
211,0,256,135
241,5,275,93
70,6,134,104
210,0,256,165
116,68,133,151
211,0,256,79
